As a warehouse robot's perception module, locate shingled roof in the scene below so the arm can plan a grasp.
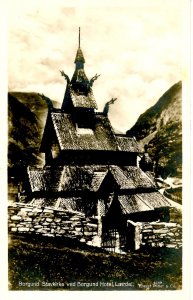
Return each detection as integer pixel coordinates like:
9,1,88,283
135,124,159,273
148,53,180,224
41,112,141,153
118,192,171,214
50,112,118,151
109,166,156,189
28,165,156,193
115,136,141,152
28,166,108,193
69,85,98,109
74,47,85,63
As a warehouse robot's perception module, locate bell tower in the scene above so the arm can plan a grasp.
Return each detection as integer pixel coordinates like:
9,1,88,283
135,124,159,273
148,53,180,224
61,28,99,128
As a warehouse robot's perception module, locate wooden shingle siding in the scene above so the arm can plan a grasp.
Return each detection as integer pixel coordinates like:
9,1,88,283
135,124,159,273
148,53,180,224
69,86,97,109
28,165,162,194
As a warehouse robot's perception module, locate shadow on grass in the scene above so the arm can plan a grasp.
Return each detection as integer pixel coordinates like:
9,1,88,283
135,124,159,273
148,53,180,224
8,233,182,291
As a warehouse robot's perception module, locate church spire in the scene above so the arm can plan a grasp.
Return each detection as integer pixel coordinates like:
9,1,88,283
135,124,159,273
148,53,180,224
79,26,80,48
74,27,85,65
61,28,98,112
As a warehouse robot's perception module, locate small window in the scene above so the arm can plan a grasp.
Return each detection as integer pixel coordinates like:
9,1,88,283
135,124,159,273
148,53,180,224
76,124,94,135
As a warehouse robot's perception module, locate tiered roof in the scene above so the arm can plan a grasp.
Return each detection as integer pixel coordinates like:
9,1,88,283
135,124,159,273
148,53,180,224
28,165,158,193
41,112,140,153
118,192,170,214
30,30,171,218
69,85,97,109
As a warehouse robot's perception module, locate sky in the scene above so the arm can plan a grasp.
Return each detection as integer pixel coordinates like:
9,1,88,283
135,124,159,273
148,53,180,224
8,0,185,132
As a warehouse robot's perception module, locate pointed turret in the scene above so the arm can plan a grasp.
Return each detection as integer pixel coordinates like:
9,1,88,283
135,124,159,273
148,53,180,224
61,27,98,113
74,48,85,64
74,29,85,65
71,27,89,92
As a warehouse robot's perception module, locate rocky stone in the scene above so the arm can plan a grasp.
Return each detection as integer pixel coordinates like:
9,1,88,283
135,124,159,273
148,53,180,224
165,223,177,228
32,208,42,213
24,217,33,222
11,227,17,232
167,244,177,248
152,225,165,229
9,209,20,215
75,227,82,232
43,209,54,213
34,225,42,229
54,218,61,223
143,229,152,233
21,207,32,212
70,216,80,221
174,232,180,236
87,223,98,228
142,225,152,230
11,215,22,221
60,227,70,231
168,232,175,237
84,226,96,232
159,233,167,238
92,232,98,236
61,220,71,224
42,222,50,226
18,211,27,218
18,227,30,232
80,238,86,243
153,229,168,234
36,228,44,233
57,229,66,234
43,213,54,218
50,224,57,228
46,218,53,223
33,217,42,223
84,232,94,236
43,233,54,237
169,239,176,243
28,212,34,217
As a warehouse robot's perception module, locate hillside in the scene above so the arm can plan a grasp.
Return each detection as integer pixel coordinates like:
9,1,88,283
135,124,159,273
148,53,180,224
127,81,182,178
9,233,182,290
8,92,59,194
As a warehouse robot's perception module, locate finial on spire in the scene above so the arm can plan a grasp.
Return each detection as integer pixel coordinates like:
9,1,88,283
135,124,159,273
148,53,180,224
79,27,80,48
74,27,85,64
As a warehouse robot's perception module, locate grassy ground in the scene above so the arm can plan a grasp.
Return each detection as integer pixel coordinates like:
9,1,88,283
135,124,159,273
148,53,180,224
8,233,182,291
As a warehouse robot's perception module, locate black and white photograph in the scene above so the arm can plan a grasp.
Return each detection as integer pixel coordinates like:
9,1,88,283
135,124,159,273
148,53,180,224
2,0,191,298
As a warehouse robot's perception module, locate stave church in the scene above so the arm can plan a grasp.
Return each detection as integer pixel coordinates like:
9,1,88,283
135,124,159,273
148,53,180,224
25,29,171,251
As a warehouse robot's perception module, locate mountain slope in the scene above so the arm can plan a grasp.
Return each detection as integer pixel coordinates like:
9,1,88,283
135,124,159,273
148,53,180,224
127,81,182,178
8,92,59,185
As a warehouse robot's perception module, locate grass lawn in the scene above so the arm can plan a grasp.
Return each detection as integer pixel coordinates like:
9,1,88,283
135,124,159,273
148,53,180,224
8,233,182,291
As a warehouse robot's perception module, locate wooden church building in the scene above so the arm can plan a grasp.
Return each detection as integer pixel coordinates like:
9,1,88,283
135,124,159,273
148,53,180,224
26,30,171,251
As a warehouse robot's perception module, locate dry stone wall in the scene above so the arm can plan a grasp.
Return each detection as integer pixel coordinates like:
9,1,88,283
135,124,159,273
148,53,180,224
9,204,182,252
128,220,182,250
141,222,182,249
8,203,99,247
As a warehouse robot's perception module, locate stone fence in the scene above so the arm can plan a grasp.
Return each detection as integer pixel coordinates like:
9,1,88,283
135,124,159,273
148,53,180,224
128,220,182,250
8,203,182,253
8,203,100,247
